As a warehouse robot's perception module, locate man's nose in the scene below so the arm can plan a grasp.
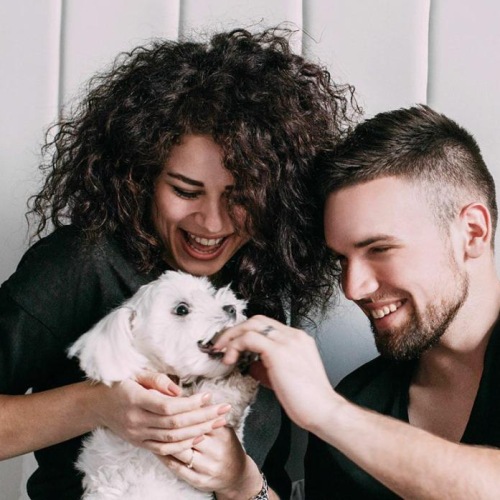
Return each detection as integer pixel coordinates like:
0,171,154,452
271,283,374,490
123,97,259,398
342,260,379,301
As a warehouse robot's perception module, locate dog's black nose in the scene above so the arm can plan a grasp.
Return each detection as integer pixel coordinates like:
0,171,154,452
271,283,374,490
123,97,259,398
223,304,237,320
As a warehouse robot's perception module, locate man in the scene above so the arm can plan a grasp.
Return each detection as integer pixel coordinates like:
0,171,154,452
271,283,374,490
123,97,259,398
214,105,500,498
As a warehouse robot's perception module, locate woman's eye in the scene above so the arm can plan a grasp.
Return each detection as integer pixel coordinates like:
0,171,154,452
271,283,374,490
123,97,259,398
173,302,190,316
173,186,200,199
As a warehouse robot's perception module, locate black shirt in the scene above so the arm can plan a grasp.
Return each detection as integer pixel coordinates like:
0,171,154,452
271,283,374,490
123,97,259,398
0,226,288,499
304,320,500,499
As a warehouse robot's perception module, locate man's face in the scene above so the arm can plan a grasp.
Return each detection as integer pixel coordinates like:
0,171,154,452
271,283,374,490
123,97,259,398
324,176,469,360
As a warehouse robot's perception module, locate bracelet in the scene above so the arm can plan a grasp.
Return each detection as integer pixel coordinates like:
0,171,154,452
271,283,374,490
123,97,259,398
211,471,269,500
248,471,269,500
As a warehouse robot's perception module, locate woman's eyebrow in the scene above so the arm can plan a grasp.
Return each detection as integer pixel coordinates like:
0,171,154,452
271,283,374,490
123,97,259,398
167,172,203,187
166,172,234,191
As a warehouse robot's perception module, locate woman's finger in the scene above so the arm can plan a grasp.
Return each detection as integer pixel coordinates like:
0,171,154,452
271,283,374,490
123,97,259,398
143,436,199,456
143,415,227,443
135,370,181,396
139,390,213,416
142,402,232,429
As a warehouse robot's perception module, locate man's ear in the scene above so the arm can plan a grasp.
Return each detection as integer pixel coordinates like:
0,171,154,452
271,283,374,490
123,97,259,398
459,202,491,258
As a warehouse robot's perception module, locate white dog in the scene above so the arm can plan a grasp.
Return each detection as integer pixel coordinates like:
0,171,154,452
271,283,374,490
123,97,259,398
68,271,258,500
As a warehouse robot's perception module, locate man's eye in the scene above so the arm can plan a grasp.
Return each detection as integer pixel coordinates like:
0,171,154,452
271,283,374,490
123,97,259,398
173,302,190,316
173,186,200,199
371,246,391,254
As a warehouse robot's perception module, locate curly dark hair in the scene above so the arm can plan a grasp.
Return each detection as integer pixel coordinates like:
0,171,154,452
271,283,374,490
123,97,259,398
28,27,360,321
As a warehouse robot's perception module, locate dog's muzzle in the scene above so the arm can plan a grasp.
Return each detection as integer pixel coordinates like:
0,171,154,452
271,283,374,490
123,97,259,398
197,328,228,359
197,335,259,374
197,339,224,359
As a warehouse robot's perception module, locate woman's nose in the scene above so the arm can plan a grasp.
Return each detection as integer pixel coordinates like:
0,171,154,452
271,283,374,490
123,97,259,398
196,199,229,234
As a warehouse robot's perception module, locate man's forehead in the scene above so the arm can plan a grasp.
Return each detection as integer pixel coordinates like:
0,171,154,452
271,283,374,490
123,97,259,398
324,178,432,248
326,178,415,214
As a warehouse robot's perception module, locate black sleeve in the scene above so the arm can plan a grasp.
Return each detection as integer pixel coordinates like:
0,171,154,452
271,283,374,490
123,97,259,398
0,288,64,394
304,432,344,499
262,407,292,499
304,432,402,499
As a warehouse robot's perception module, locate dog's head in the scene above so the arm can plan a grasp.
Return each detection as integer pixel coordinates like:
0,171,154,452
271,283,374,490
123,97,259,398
68,271,247,385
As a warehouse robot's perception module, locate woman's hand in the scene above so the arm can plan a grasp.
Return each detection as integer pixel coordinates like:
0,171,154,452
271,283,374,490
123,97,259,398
213,315,341,431
90,371,232,455
159,426,263,499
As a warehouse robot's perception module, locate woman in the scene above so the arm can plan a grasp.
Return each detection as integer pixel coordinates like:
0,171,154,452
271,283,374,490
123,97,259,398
0,28,357,499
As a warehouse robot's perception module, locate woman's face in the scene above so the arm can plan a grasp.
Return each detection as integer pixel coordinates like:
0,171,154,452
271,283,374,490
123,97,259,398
152,134,250,276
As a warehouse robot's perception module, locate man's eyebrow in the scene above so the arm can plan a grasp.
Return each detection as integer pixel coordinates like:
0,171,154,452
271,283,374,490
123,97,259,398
353,235,400,248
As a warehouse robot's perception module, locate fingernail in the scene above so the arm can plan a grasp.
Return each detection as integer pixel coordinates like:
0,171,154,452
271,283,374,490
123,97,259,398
192,435,205,445
201,393,212,406
169,384,182,396
217,404,231,415
212,417,227,429
212,346,227,353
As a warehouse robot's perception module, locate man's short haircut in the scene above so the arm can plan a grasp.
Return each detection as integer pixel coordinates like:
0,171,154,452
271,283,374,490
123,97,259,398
317,104,498,239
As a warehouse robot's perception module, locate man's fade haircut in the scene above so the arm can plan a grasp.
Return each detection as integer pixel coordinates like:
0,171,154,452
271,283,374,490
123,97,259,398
28,27,360,321
318,104,497,241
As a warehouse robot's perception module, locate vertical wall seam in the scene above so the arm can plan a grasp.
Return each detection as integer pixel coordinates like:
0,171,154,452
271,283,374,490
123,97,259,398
425,0,433,105
57,0,66,118
297,0,304,55
177,0,184,40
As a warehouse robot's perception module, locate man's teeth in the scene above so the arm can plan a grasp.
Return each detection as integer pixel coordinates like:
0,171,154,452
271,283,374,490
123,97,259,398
371,301,402,319
188,233,224,247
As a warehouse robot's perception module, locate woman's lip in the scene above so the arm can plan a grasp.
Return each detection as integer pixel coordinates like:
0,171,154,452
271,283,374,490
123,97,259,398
180,230,230,260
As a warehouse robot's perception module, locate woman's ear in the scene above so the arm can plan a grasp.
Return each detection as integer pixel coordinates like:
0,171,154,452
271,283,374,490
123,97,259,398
459,202,492,259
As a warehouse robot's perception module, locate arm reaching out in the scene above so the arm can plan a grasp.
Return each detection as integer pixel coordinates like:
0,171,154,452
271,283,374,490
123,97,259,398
213,315,500,499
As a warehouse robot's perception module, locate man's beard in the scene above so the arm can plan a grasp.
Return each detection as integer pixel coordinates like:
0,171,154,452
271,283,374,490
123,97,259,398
372,262,469,361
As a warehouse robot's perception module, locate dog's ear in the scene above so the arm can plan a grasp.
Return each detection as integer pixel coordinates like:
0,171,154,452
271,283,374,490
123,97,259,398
68,307,148,386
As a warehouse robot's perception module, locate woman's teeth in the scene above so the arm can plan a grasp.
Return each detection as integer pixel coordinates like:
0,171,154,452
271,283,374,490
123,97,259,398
186,232,225,253
189,234,223,246
371,301,403,319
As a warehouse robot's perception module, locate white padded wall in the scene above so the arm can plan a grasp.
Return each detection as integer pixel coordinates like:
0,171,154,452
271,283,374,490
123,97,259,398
1,1,500,497
60,0,180,104
304,0,430,116
180,0,302,34
0,0,61,291
428,0,500,250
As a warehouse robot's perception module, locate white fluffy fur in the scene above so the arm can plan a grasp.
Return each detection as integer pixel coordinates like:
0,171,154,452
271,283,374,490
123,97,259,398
68,271,258,499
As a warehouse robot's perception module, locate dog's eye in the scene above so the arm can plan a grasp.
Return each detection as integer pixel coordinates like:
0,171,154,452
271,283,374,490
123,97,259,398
173,302,190,316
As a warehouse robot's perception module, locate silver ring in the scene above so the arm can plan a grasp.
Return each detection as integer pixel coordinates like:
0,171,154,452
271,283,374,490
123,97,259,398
260,325,275,337
186,449,195,469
